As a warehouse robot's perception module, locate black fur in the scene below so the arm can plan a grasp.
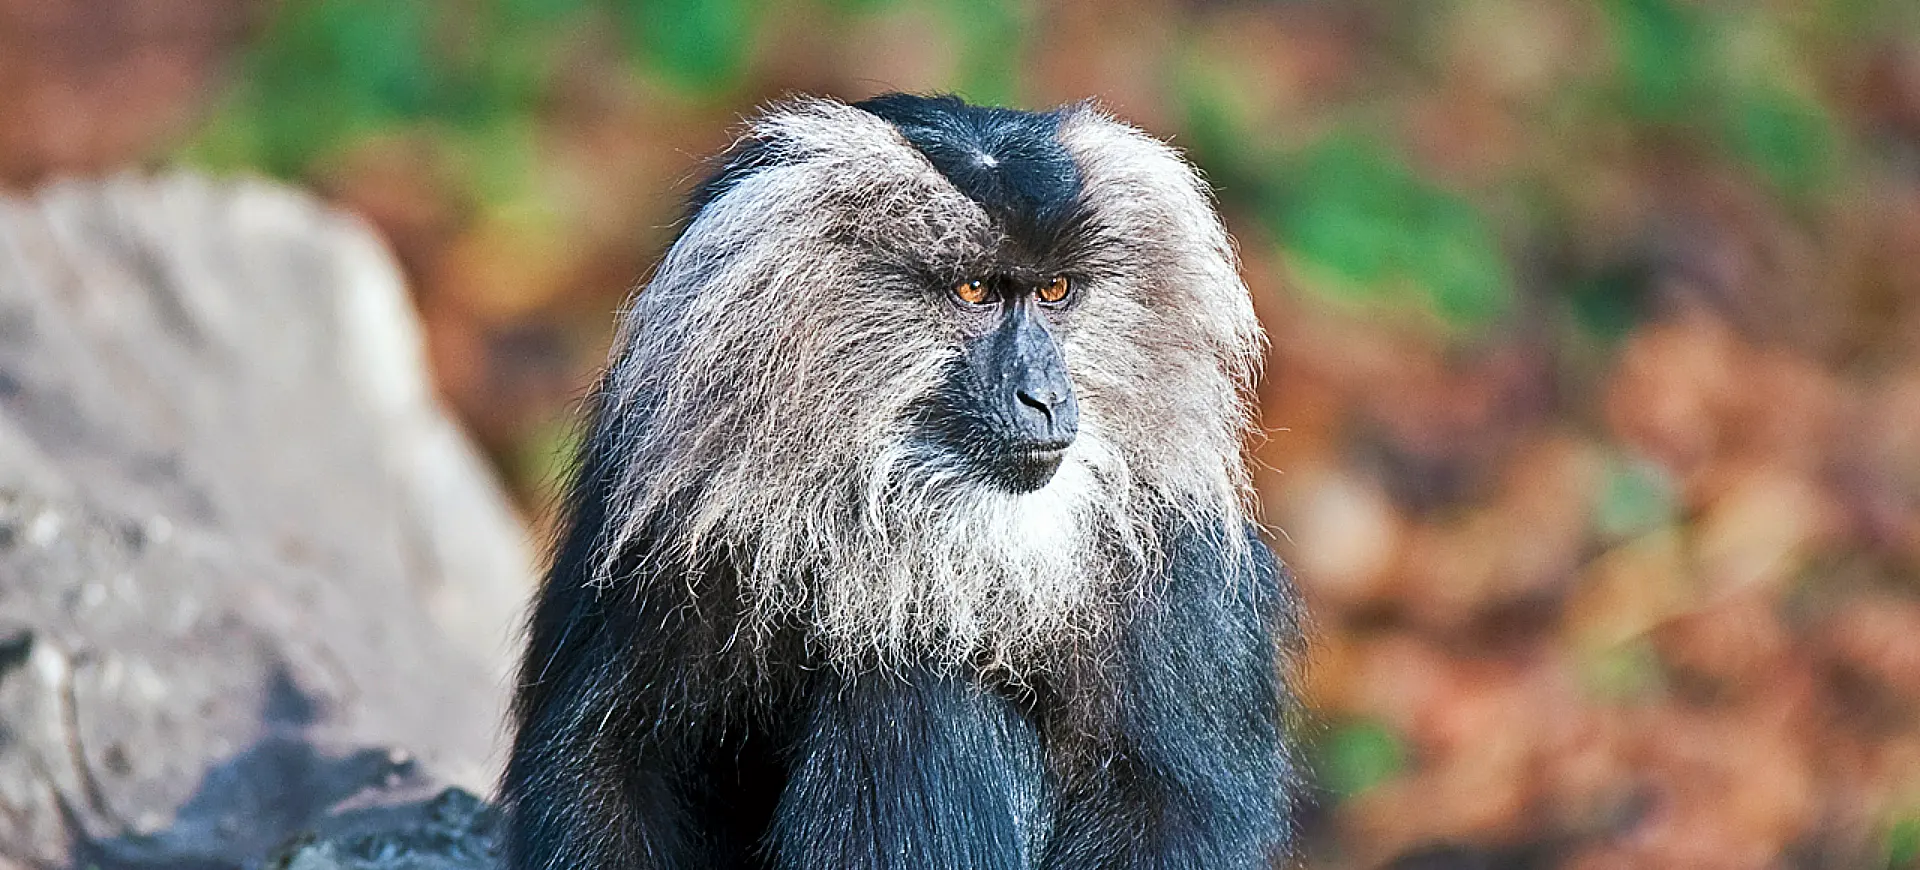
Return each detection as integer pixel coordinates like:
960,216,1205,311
503,406,1298,868
1040,520,1300,867
502,95,1299,870
767,662,1050,868
854,93,1082,247
690,94,1083,250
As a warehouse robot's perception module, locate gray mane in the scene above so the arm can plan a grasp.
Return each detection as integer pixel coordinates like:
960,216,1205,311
590,97,1264,669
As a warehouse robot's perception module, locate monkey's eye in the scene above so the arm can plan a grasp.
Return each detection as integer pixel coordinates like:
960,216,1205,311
1037,276,1071,304
952,279,992,306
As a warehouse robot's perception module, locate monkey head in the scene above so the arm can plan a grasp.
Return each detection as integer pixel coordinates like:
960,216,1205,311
591,94,1263,666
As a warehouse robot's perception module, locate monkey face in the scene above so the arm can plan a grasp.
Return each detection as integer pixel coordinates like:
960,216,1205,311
927,274,1081,493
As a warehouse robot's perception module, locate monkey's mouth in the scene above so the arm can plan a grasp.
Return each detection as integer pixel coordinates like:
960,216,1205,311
995,440,1071,493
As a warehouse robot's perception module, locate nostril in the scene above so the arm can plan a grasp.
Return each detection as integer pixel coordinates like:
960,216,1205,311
1015,388,1056,425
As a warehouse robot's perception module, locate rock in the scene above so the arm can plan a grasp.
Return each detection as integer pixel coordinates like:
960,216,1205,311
265,788,501,870
74,738,433,870
0,174,534,868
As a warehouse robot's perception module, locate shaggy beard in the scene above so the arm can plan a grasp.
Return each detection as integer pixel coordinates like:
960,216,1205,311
718,430,1165,672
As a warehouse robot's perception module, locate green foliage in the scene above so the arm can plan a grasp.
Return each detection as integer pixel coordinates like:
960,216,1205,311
179,0,1875,347
1170,45,1279,197
182,0,1038,185
1594,455,1679,541
1580,638,1667,702
1566,261,1653,345
1273,136,1514,331
1176,50,1520,339
186,0,561,179
1726,85,1837,198
821,0,905,12
214,0,442,174
614,0,761,95
1889,816,1920,869
1601,0,1844,199
496,0,594,25
942,0,1028,107
1316,719,1408,799
1604,0,1707,123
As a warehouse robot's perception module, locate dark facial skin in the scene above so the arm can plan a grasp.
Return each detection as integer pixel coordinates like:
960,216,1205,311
939,274,1080,493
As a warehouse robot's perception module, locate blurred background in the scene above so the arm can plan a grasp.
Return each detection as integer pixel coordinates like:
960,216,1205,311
3,0,1918,866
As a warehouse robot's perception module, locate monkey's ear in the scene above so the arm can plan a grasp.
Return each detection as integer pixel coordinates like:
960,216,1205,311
685,133,789,219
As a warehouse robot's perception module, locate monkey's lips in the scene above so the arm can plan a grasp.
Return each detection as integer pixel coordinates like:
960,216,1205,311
996,439,1072,493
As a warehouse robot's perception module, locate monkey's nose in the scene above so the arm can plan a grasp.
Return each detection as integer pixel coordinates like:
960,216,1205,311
1012,378,1079,448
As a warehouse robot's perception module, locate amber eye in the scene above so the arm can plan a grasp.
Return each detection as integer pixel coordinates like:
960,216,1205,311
952,279,991,306
1038,275,1071,304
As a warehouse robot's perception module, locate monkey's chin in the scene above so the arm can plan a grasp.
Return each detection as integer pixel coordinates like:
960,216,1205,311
994,448,1068,494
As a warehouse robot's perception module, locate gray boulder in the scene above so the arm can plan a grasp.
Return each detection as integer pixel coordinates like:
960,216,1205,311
0,174,533,869
266,787,501,870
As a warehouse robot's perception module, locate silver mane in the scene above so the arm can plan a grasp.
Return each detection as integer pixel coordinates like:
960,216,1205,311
589,97,1263,668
